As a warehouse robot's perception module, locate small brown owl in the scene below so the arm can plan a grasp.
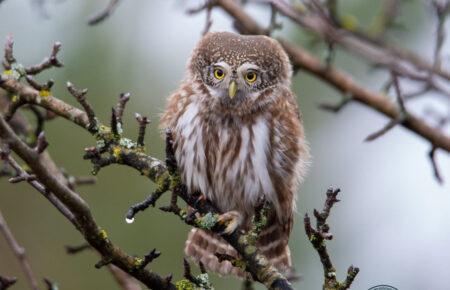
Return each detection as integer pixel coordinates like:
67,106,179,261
160,32,309,278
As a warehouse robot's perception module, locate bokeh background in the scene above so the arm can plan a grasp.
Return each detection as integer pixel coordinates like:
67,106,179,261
1,1,450,289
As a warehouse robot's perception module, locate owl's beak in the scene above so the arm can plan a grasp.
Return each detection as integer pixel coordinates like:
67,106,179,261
228,80,237,99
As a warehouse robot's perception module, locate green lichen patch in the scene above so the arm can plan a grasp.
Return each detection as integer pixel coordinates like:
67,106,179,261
175,279,195,290
196,212,218,230
99,229,108,240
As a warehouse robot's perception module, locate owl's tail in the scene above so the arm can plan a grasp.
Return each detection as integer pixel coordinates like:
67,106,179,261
184,226,293,279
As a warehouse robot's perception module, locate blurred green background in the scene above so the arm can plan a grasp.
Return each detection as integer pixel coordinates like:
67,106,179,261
1,1,449,289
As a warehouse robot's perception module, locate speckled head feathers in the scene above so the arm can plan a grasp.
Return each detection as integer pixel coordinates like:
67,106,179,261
188,32,292,86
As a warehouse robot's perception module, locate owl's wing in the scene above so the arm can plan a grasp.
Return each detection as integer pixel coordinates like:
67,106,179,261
257,89,309,272
159,84,193,130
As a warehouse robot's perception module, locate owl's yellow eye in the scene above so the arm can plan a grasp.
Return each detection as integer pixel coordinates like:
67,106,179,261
245,71,257,83
214,68,225,80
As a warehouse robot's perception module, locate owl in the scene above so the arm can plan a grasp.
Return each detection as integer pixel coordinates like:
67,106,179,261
160,32,309,278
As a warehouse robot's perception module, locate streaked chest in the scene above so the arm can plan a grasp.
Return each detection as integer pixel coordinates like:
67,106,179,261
173,101,276,214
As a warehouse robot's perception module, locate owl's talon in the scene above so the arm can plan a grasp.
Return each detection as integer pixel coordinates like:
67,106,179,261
217,211,243,235
195,193,207,206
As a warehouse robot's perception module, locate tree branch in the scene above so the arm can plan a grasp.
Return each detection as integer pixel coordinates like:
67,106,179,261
304,188,359,290
0,210,39,290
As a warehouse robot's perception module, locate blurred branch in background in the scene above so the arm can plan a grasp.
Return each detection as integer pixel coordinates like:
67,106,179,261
0,210,39,290
192,0,450,183
87,0,122,26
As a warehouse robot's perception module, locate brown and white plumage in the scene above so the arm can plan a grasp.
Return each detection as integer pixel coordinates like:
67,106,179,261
160,32,309,277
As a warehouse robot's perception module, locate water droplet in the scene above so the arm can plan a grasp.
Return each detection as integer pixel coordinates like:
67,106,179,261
125,217,135,224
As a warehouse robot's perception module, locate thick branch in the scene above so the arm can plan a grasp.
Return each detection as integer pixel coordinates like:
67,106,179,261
0,114,177,290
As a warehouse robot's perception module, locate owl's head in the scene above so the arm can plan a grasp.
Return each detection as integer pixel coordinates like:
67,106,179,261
188,32,292,107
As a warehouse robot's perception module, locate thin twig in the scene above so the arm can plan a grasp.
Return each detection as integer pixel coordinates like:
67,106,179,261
429,146,443,184
66,82,98,133
0,210,40,290
135,113,150,148
25,42,63,75
304,187,359,290
88,0,121,25
0,275,17,290
2,35,15,70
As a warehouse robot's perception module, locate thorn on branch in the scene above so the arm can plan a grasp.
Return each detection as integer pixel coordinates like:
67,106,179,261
25,42,63,75
65,243,91,254
137,249,161,270
429,146,443,184
0,275,17,290
67,82,98,133
88,0,121,25
135,113,150,148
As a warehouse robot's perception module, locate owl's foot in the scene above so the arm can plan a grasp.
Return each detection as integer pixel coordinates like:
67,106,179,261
217,211,243,235
194,193,207,206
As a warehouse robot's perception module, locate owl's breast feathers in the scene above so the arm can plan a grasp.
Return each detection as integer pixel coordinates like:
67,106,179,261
160,81,309,276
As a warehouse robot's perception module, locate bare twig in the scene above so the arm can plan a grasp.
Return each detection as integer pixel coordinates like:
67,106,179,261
125,187,165,223
304,188,359,290
0,149,77,225
0,115,177,290
0,210,40,290
25,42,63,75
34,131,49,154
137,249,161,270
66,82,98,132
187,0,215,35
365,72,407,141
43,278,57,290
134,113,150,148
0,275,17,290
2,35,15,70
65,243,91,254
429,146,443,184
88,0,122,25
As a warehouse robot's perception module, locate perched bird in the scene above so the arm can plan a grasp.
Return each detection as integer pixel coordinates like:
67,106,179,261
160,32,309,278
